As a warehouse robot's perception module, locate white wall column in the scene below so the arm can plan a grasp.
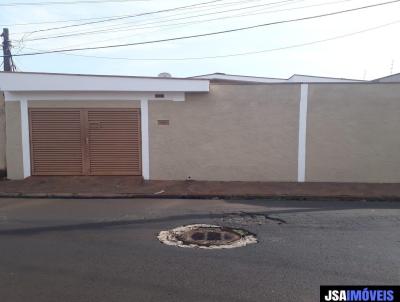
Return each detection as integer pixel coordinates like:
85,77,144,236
20,99,31,178
297,84,309,182
140,99,150,180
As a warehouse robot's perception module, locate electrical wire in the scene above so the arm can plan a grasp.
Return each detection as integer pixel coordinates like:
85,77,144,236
31,0,304,49
5,0,399,57
11,0,235,51
23,0,297,41
22,19,400,61
0,0,155,7
17,0,227,34
29,0,356,48
1,0,253,26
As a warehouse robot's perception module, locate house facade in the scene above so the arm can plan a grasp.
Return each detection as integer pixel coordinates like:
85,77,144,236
0,72,399,183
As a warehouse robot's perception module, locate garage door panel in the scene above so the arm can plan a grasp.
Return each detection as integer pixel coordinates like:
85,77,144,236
87,109,141,175
29,109,84,175
30,108,141,176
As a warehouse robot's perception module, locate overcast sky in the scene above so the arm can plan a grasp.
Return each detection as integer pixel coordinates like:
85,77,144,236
1,0,400,79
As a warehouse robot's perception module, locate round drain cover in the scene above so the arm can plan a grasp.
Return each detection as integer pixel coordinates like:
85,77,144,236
157,224,258,249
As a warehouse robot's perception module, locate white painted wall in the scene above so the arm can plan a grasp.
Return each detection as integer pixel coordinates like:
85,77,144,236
140,99,150,180
19,99,31,178
297,84,309,182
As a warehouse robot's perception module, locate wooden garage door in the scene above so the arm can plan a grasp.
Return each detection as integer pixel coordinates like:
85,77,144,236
87,109,141,175
29,108,141,176
30,109,84,175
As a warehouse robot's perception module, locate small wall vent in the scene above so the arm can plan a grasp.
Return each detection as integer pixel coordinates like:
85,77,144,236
158,120,170,126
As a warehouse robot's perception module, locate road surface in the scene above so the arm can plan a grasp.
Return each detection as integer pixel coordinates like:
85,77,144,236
0,198,399,301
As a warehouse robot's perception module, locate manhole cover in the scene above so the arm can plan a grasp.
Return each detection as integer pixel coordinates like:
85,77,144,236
157,224,258,249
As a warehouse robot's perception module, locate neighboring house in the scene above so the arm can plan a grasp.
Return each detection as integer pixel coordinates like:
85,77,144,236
286,74,364,83
191,73,286,83
372,73,400,83
0,71,399,183
191,72,364,83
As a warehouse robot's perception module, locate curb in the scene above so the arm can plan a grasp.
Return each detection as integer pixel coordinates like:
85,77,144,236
0,192,399,201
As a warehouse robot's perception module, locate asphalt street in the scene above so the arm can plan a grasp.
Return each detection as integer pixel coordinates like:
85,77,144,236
0,198,399,302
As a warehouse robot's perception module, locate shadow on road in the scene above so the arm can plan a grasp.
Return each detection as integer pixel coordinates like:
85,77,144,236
0,198,399,236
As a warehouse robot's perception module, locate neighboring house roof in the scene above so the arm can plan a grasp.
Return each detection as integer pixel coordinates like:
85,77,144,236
372,73,400,82
190,72,364,83
287,74,363,83
191,73,285,83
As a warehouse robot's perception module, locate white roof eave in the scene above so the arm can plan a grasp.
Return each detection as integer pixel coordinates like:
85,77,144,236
0,72,210,92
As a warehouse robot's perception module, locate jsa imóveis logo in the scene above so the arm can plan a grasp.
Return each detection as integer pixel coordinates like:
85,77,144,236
320,286,399,302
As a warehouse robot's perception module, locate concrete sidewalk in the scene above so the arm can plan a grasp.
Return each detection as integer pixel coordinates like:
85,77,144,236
0,176,400,200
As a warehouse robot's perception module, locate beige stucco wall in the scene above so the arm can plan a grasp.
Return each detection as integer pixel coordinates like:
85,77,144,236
0,93,6,176
5,101,24,180
306,83,400,183
4,84,399,183
149,84,300,181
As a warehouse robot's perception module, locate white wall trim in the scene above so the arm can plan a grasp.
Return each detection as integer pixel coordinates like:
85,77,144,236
141,99,150,180
20,99,31,178
4,91,186,102
298,84,309,182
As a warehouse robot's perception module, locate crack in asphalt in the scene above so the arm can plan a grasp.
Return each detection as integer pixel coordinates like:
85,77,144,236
239,212,287,224
220,211,287,225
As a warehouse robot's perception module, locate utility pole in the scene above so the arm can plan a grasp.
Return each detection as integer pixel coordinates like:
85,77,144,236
1,28,12,72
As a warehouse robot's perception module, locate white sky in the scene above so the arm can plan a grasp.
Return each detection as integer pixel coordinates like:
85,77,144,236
1,0,400,80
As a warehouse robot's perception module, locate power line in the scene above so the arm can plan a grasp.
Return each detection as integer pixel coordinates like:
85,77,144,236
5,0,400,57
21,0,291,40
11,0,236,50
0,15,126,26
30,0,354,48
23,0,297,41
124,0,347,33
22,0,352,51
0,0,154,7
32,0,305,49
23,19,400,61
17,0,226,34
2,0,249,27
1,15,123,27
